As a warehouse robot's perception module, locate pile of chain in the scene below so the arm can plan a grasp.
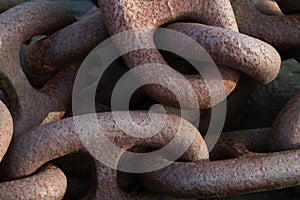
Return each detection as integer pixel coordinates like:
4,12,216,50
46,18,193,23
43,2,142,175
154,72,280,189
0,0,299,199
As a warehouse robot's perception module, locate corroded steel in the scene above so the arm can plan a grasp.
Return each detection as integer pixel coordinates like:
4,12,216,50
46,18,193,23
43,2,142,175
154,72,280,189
0,112,207,199
232,0,300,50
0,164,67,200
166,23,280,84
0,0,77,136
0,0,22,13
24,11,108,75
98,0,240,110
255,0,283,16
0,101,13,162
270,89,300,151
140,128,300,198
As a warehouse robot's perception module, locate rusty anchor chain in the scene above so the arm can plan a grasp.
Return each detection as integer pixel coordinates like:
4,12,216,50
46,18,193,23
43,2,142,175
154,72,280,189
165,23,280,84
136,84,300,199
0,164,67,200
98,0,241,110
251,0,300,62
270,89,300,151
269,89,300,193
23,11,108,76
231,0,300,50
22,8,279,111
0,101,13,162
0,0,23,13
139,128,300,199
0,112,208,199
98,0,282,111
250,0,300,62
0,99,67,199
0,0,79,137
254,0,284,16
0,0,299,199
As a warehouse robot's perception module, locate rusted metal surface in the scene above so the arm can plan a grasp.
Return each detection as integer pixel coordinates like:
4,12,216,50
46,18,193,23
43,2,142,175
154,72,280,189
140,150,300,198
156,75,259,132
0,0,78,137
84,158,177,200
99,0,238,33
249,1,300,62
23,5,280,109
275,0,300,15
24,10,108,75
98,0,241,110
270,89,300,151
19,45,53,89
94,58,149,107
0,1,297,199
22,9,239,110
166,23,281,84
22,10,272,110
232,0,300,50
0,164,67,200
255,0,284,16
234,0,299,62
0,101,13,162
140,128,300,198
269,88,300,196
210,128,271,159
0,112,207,199
0,0,22,13
23,12,239,110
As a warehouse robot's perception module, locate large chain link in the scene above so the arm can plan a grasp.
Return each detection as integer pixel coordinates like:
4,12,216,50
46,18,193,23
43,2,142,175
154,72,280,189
0,0,299,199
